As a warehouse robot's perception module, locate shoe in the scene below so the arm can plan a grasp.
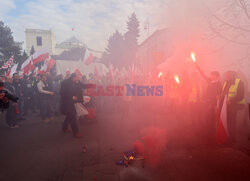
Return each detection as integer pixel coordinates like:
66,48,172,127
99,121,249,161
63,129,71,133
74,133,82,139
9,125,20,129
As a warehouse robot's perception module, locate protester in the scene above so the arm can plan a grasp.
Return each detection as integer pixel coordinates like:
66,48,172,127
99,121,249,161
37,74,54,123
60,73,95,138
4,77,20,128
0,80,19,128
12,73,25,120
23,75,36,115
220,71,248,146
60,73,82,138
196,65,222,141
51,74,63,116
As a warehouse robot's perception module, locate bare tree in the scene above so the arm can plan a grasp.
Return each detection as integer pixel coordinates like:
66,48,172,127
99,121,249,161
206,0,250,65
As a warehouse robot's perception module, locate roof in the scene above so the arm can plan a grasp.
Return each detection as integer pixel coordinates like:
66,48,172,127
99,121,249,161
25,28,51,34
61,36,83,45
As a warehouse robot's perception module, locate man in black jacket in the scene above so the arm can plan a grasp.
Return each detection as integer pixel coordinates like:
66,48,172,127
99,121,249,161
196,65,222,141
60,73,81,138
60,73,94,138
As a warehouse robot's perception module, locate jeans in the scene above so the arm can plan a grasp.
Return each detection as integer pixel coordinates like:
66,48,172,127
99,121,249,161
62,113,78,134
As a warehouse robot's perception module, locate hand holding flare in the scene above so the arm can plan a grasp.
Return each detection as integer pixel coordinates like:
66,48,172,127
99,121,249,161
191,52,196,63
158,72,163,78
174,75,180,84
191,51,199,70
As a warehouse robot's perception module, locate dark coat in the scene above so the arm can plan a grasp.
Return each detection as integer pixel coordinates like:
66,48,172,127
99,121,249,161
60,79,95,115
60,78,78,115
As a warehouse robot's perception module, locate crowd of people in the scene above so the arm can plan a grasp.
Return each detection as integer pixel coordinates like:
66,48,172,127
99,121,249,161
0,66,249,144
1,72,62,128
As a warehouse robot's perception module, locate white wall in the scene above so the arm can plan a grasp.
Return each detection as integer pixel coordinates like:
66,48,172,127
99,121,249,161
25,29,55,55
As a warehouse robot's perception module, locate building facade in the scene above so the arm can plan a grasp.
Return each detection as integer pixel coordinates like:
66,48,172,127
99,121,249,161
25,29,56,55
25,29,103,58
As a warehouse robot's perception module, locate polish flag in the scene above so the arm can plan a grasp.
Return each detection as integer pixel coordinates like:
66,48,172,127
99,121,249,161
1,56,14,69
21,56,34,75
83,49,93,65
20,48,49,75
5,63,18,77
32,48,49,65
216,96,228,144
34,56,55,75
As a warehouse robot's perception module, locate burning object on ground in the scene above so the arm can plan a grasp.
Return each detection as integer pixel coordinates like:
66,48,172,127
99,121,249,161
116,151,145,168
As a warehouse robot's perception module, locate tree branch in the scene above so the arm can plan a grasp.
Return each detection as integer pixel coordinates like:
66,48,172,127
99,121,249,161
238,0,250,19
212,14,250,32
208,21,250,45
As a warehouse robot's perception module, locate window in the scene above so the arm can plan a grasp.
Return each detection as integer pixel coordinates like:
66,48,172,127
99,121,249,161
36,36,42,46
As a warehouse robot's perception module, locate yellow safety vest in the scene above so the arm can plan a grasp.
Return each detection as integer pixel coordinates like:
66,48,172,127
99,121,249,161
223,78,245,104
189,83,202,103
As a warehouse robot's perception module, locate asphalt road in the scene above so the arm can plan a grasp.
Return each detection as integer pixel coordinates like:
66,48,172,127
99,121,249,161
0,104,250,181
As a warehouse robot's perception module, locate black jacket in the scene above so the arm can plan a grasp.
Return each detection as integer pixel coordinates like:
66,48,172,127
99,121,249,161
60,79,78,115
60,79,94,115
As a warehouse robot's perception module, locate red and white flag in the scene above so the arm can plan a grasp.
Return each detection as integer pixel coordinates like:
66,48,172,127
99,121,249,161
21,48,50,75
21,56,34,75
1,56,14,69
216,96,228,144
5,63,18,77
32,48,49,65
83,49,93,65
38,56,55,74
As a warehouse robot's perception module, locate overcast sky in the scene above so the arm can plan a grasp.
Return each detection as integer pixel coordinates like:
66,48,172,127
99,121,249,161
0,0,172,51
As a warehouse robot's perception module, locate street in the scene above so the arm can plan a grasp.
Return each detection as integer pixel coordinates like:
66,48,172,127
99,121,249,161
1,105,250,181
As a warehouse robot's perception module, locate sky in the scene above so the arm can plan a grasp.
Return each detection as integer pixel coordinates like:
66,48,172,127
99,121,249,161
0,0,171,51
